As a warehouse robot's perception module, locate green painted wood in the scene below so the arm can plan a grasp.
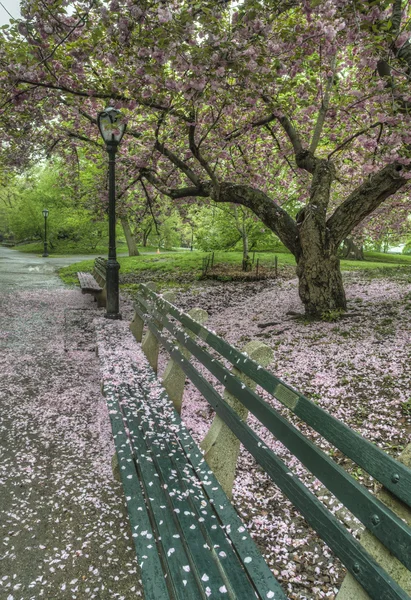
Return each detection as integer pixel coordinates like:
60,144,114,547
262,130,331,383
128,369,275,600
138,286,411,509
129,364,287,600
116,388,202,600
126,407,232,598
128,397,258,599
133,297,411,572
101,382,171,600
140,316,410,600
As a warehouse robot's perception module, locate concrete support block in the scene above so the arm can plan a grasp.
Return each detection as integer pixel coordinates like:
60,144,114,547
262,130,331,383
201,341,273,499
141,291,175,374
162,308,208,414
336,443,411,599
97,287,107,308
129,312,144,342
130,282,158,342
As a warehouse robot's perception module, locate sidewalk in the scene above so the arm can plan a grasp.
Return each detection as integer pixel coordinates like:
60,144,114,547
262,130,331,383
0,283,142,599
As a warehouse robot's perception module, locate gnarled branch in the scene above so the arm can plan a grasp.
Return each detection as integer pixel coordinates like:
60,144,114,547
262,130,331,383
327,161,409,247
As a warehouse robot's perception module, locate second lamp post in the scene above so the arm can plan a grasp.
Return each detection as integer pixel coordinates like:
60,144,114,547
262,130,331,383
42,209,49,257
97,107,126,320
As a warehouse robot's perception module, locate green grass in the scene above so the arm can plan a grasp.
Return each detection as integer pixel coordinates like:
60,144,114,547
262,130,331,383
13,239,130,256
58,249,411,288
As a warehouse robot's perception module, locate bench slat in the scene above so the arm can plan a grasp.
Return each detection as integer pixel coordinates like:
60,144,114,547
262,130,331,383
134,297,411,572
128,382,271,600
141,314,409,600
139,285,411,509
119,394,203,599
130,365,287,600
124,400,235,599
102,383,170,600
77,271,102,292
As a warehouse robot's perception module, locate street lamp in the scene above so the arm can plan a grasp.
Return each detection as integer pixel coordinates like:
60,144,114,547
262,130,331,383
97,107,127,320
42,209,49,257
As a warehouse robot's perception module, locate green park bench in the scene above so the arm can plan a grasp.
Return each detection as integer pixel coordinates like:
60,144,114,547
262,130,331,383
77,256,107,308
95,284,411,600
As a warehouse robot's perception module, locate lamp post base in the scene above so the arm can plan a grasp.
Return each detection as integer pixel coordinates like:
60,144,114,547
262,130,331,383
104,313,122,320
105,258,121,320
42,242,48,258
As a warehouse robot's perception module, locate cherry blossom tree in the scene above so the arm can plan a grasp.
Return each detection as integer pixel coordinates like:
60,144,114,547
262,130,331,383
1,0,411,314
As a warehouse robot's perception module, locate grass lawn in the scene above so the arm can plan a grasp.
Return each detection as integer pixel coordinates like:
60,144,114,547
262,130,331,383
12,239,130,256
58,249,411,287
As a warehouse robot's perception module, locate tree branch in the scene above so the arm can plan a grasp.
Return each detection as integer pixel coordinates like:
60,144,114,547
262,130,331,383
327,122,381,159
309,54,337,154
141,169,209,199
225,113,276,141
188,120,219,188
211,182,301,256
154,140,201,187
66,130,100,147
264,124,300,177
327,161,410,247
14,78,190,120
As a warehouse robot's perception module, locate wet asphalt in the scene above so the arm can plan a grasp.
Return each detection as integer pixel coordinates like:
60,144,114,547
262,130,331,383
0,247,106,291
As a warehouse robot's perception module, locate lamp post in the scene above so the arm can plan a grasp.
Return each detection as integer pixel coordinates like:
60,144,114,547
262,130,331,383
42,209,49,257
97,107,126,320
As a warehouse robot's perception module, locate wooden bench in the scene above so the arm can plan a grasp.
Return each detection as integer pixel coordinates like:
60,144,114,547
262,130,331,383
77,257,107,308
97,284,411,600
95,319,285,600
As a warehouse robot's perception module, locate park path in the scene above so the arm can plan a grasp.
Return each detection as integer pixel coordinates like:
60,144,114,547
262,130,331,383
0,248,141,599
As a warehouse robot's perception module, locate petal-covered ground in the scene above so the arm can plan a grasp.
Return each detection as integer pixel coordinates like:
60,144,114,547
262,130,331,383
0,288,141,599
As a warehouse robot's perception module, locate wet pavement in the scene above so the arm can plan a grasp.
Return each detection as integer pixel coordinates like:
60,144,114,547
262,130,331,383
0,247,107,290
0,247,142,599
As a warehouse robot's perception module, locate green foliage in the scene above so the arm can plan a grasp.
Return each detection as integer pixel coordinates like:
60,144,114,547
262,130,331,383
401,399,411,416
320,309,345,322
191,203,281,253
0,160,108,252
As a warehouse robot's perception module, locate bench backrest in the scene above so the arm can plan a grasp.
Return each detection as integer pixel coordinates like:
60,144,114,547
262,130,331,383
134,284,411,600
93,257,107,283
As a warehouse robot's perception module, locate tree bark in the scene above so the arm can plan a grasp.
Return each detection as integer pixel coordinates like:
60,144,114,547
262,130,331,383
120,216,140,256
297,251,346,315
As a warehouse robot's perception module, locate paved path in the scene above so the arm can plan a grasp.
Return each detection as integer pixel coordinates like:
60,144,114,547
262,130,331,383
0,247,112,290
0,248,141,599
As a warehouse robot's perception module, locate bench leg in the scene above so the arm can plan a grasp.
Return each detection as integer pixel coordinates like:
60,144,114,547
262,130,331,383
96,288,107,308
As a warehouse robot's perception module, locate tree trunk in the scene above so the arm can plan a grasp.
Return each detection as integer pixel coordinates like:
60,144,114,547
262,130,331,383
296,251,346,316
341,237,364,260
233,205,250,270
294,161,347,316
142,224,152,247
120,216,140,256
